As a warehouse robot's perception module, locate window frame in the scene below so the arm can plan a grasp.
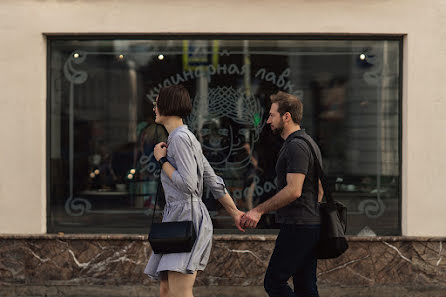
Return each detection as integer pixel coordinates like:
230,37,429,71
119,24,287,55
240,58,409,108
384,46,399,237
46,34,403,235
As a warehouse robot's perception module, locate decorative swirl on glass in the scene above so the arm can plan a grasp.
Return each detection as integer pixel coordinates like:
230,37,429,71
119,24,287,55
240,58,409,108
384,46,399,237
63,50,88,84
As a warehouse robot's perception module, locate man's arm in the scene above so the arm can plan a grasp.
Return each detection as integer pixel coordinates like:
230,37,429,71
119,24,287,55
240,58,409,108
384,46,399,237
240,173,305,228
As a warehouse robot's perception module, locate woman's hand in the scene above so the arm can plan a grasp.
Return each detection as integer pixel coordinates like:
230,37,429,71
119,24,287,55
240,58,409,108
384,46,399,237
154,142,168,161
231,209,246,232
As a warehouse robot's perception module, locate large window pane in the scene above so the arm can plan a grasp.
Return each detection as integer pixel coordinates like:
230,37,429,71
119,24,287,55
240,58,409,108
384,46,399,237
48,37,401,235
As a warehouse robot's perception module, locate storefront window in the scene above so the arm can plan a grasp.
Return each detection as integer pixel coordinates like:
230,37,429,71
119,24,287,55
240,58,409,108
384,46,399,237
48,36,402,235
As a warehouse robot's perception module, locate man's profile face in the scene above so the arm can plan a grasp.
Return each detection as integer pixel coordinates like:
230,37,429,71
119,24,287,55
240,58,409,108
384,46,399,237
267,103,284,136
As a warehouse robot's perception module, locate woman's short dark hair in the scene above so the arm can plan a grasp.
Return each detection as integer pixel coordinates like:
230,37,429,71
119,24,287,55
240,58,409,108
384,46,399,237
157,85,192,117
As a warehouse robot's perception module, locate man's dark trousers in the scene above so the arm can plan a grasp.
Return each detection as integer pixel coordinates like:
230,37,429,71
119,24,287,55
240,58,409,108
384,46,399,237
264,224,320,297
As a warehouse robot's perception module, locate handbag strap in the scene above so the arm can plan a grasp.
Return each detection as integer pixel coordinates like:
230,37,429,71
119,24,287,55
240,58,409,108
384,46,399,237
150,180,163,226
293,136,334,204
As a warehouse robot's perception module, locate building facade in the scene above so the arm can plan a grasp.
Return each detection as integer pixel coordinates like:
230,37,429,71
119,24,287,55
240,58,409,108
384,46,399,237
1,0,446,295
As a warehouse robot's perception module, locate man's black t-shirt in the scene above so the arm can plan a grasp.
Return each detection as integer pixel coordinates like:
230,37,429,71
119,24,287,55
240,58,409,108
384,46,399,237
275,129,322,224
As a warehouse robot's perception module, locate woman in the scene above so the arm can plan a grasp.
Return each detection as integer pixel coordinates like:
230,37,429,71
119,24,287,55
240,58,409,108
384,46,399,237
144,85,245,297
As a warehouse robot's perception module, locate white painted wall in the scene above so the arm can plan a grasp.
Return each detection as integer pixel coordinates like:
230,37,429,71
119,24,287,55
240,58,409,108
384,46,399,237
0,0,445,235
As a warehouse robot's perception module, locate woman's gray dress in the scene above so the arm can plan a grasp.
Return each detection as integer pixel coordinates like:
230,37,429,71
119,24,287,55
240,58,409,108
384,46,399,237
144,125,227,280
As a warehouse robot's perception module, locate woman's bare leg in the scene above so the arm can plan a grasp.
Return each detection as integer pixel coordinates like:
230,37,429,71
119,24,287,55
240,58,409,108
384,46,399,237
160,271,170,297
167,271,197,297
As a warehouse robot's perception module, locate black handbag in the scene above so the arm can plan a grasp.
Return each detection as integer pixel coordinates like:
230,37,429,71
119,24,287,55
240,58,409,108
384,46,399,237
148,180,197,254
295,136,349,259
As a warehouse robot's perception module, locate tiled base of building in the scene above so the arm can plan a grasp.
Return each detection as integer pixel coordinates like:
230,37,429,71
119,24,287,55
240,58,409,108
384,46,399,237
0,234,445,296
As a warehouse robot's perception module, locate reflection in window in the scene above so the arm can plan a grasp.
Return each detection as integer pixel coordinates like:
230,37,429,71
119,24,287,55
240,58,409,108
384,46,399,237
49,37,401,235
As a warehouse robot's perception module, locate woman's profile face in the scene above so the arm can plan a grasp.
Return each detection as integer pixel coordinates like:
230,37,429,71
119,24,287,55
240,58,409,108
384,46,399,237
153,96,165,124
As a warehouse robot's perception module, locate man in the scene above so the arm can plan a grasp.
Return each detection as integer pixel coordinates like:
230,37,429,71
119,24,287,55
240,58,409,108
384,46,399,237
240,91,323,297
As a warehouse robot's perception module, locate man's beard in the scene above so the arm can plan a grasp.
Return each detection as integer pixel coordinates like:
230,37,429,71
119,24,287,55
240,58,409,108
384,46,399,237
271,120,284,136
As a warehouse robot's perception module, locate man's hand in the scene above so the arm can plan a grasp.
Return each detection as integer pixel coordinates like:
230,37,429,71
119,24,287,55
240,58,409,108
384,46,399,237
154,142,167,161
240,208,263,229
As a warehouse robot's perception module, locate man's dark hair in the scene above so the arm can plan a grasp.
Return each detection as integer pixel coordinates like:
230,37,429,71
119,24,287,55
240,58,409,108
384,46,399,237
157,85,192,117
270,91,303,125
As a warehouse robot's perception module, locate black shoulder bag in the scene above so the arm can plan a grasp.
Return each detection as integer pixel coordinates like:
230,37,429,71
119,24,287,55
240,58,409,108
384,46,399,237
295,136,349,259
148,181,196,254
